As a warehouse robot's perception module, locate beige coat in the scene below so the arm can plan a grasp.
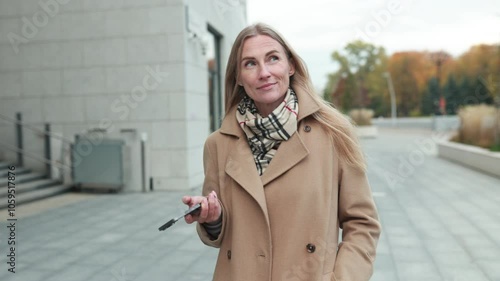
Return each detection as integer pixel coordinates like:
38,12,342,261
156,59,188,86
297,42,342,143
197,90,381,281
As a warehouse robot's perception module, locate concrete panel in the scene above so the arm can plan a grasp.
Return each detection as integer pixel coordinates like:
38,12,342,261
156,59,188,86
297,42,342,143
43,97,86,123
84,38,127,66
186,144,203,180
0,71,22,97
59,13,90,40
59,0,84,12
151,121,187,149
127,35,168,64
18,0,40,16
59,41,84,68
105,9,149,37
187,120,209,148
128,93,170,121
83,0,125,11
148,6,184,34
185,63,207,94
124,0,167,8
0,0,20,16
152,176,189,191
0,18,20,44
188,170,204,189
166,0,185,5
106,65,158,93
0,98,44,123
84,95,130,122
40,42,63,68
151,149,188,178
144,63,184,92
185,92,209,121
63,67,107,95
35,13,61,41
167,33,185,62
22,70,62,97
20,43,42,69
60,12,106,40
168,92,186,120
0,45,23,70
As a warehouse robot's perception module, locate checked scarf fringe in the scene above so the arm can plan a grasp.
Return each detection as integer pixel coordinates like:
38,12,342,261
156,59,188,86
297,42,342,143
236,88,299,175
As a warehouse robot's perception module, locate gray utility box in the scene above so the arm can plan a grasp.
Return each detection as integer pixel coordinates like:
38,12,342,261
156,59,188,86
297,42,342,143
72,136,125,191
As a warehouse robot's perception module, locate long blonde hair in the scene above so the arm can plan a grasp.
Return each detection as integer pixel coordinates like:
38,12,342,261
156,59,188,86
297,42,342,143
224,23,366,171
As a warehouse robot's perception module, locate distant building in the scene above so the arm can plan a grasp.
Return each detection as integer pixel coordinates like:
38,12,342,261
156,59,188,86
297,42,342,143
0,0,247,192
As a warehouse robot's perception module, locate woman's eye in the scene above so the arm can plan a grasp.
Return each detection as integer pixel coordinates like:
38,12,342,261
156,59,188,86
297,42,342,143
270,56,279,62
244,61,256,67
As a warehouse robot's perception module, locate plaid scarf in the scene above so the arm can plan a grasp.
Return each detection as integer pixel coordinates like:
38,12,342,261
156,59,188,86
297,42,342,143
236,88,299,175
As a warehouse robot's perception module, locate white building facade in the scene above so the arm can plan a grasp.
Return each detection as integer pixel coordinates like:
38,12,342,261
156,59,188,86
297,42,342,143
0,0,247,191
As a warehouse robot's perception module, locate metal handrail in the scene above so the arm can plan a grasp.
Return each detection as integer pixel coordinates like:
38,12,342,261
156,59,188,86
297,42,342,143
0,141,71,170
0,112,73,177
0,113,73,144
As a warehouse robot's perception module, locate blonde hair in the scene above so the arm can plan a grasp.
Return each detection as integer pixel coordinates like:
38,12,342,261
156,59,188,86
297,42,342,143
224,23,366,171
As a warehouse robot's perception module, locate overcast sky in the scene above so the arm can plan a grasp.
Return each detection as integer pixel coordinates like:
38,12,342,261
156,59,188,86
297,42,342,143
247,0,500,91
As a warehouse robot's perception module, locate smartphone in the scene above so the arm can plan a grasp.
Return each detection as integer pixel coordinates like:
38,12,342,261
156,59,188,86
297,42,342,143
158,203,202,231
184,202,202,216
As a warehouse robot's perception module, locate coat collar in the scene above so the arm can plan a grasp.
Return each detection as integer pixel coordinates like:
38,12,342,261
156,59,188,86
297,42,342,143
221,88,320,219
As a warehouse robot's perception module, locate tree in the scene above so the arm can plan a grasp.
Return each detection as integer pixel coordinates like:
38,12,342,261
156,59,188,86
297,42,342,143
443,75,461,114
388,52,435,116
326,40,388,114
421,77,440,116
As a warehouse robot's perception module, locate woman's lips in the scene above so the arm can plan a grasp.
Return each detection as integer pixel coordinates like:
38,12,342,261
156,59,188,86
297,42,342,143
258,83,276,90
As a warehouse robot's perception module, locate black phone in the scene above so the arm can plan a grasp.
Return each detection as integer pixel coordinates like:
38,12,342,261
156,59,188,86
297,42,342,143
185,203,202,216
158,203,202,231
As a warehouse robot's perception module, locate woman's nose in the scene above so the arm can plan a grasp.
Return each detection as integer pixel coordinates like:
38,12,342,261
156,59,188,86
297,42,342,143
258,65,271,79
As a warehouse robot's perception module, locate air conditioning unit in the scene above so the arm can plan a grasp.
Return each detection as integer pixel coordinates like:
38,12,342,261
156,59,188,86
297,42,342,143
71,136,125,192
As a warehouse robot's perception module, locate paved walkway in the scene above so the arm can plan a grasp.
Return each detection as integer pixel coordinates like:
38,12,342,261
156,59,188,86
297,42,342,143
0,128,499,281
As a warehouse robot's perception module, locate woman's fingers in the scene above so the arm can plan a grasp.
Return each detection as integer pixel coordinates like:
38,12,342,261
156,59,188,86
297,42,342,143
182,192,221,224
198,196,209,223
207,191,222,222
183,195,202,224
182,196,192,206
207,191,215,221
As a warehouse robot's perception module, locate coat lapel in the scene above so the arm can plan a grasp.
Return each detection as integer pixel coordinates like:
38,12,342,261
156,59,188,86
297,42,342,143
222,117,270,223
261,130,309,186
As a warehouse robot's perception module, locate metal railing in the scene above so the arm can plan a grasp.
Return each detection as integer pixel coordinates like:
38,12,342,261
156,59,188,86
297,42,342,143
0,112,74,177
0,112,150,192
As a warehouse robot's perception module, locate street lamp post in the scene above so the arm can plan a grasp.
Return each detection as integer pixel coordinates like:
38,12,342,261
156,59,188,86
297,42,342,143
383,72,397,127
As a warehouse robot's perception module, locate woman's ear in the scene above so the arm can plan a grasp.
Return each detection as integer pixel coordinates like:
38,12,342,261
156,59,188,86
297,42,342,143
289,58,296,76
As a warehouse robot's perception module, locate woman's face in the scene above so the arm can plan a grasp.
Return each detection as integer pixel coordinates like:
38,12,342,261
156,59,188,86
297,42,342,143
239,35,295,116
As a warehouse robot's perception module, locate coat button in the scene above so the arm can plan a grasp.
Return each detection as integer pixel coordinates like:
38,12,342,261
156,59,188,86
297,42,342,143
304,125,311,132
227,250,232,260
306,243,316,253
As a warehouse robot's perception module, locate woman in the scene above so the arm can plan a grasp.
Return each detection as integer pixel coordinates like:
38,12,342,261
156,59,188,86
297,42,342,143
182,23,381,281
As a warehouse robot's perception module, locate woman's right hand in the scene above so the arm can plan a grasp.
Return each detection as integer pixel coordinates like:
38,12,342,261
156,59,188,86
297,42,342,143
182,190,221,224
